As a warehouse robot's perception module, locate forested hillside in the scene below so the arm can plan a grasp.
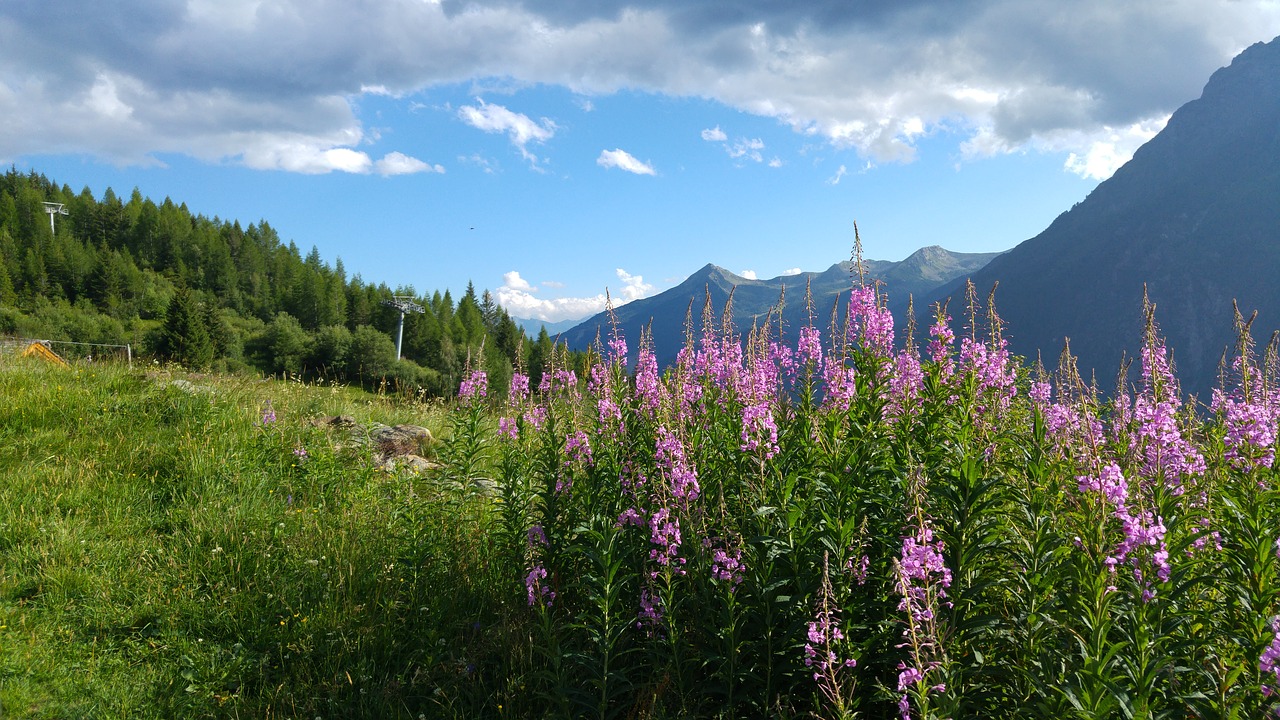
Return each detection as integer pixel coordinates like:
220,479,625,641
0,167,564,396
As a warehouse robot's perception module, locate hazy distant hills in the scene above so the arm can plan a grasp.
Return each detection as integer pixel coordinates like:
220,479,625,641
512,317,580,338
928,34,1280,397
561,246,1001,365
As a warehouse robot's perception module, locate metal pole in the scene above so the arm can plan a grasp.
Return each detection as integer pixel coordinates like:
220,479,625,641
49,212,55,235
127,343,132,369
395,311,405,361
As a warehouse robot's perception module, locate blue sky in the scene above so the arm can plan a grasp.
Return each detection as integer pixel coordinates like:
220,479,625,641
4,1,1279,322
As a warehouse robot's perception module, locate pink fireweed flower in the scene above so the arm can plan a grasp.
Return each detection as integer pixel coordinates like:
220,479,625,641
897,665,924,690
1211,386,1280,470
805,608,855,677
527,525,548,547
710,546,745,587
508,372,530,404
846,554,871,585
565,430,593,466
648,508,685,573
526,565,554,608
847,285,895,358
458,369,487,404
894,518,952,720
1261,616,1280,699
594,389,624,437
798,325,824,371
637,587,663,632
1029,380,1052,409
261,400,276,426
769,341,798,384
898,525,953,601
634,345,663,416
538,367,579,397
1129,393,1205,491
523,405,547,430
822,362,859,412
605,332,628,369
1079,462,1172,602
616,508,645,528
655,426,700,501
740,402,780,459
959,335,1018,418
1140,337,1179,401
1077,462,1130,514
927,313,956,376
886,348,924,425
498,417,518,440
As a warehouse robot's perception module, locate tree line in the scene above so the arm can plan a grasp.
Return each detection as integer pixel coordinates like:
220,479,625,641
0,167,576,396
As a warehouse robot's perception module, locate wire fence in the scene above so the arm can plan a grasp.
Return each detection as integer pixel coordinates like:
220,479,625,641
1,336,133,366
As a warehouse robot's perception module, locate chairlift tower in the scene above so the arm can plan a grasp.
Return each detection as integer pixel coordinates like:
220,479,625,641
381,296,425,361
42,202,68,235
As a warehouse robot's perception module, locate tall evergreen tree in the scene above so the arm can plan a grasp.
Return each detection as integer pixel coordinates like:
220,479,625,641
154,285,214,369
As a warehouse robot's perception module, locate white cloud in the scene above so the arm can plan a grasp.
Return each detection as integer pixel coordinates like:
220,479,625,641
827,164,848,185
782,267,802,276
2,1,1277,180
503,270,535,292
768,157,783,168
240,141,373,174
739,269,758,280
375,151,444,176
541,280,565,289
614,268,654,301
459,153,498,174
704,127,770,164
1063,117,1168,180
597,148,656,175
496,268,655,322
701,126,728,142
728,137,766,163
458,98,556,165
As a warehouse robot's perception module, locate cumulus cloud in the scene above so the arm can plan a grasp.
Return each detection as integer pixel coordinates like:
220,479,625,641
1063,117,1168,180
739,270,758,280
375,151,445,176
614,268,654,301
503,270,535,292
701,126,728,142
597,148,656,175
496,268,655,322
1,1,1277,178
458,98,556,166
782,267,802,276
827,164,848,185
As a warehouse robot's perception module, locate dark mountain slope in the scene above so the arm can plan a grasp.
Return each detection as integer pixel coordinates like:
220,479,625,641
929,35,1280,397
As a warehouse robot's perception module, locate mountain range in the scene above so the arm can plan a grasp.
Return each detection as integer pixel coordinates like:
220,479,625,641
562,33,1280,400
560,246,1001,367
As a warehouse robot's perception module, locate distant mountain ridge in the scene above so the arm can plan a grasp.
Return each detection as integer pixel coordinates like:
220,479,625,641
562,246,1002,365
927,34,1280,397
512,316,580,338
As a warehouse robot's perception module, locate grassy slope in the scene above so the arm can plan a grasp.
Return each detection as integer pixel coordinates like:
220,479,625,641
0,356,506,719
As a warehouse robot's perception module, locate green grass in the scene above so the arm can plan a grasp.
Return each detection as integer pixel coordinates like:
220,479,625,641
0,355,505,719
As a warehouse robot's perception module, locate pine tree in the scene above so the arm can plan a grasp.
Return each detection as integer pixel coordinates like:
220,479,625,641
155,285,214,369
